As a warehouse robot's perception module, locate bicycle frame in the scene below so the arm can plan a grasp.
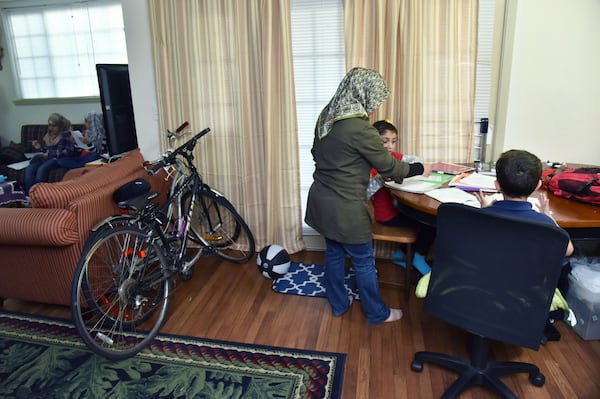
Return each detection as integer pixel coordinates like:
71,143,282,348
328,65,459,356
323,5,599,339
71,124,255,360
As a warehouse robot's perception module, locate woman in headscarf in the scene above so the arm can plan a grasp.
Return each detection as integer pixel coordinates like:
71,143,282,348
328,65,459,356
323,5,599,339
304,67,428,324
25,113,74,193
83,111,106,154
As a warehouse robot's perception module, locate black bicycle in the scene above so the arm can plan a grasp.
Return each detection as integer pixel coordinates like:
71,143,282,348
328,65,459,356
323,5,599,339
70,123,255,359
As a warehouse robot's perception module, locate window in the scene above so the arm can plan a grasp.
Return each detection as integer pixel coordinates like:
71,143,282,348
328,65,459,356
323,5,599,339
290,0,345,233
291,0,495,235
473,0,496,161
1,0,127,99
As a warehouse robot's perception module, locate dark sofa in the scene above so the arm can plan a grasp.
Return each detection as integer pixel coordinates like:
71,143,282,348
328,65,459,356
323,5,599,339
0,123,85,185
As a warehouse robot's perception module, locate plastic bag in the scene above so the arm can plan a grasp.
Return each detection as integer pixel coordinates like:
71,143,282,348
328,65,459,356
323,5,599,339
570,256,600,294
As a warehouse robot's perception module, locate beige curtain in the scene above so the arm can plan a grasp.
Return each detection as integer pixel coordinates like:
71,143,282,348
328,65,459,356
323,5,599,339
344,0,478,163
345,0,478,258
148,0,305,253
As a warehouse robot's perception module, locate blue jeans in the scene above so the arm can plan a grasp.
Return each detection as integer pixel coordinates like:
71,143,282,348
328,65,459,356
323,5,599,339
24,156,59,194
56,152,101,169
324,238,390,324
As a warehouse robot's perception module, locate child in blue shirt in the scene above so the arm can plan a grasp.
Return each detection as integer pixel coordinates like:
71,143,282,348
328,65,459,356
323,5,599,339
475,149,574,341
475,149,573,257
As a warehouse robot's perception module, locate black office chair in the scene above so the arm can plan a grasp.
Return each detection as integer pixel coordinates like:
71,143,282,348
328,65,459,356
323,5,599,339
411,203,570,399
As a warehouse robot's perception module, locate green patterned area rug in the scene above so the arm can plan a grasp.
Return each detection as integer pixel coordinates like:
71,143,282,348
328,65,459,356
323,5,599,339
0,311,345,399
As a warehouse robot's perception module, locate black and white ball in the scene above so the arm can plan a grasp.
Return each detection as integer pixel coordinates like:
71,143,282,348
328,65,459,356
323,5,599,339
256,244,291,279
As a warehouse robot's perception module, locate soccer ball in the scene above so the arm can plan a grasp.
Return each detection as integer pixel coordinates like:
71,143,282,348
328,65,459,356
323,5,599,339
256,244,291,279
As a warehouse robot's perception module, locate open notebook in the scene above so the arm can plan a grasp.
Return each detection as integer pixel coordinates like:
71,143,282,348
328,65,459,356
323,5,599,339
7,160,30,170
426,188,541,210
449,172,497,192
385,173,454,194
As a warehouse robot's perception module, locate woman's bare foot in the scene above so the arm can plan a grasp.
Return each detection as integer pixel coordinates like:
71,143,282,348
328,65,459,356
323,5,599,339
384,308,403,323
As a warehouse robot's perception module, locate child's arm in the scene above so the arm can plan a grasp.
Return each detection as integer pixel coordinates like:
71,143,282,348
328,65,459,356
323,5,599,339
474,190,496,208
539,193,574,256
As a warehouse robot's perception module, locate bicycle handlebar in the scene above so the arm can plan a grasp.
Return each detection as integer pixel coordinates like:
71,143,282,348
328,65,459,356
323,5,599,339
147,126,211,175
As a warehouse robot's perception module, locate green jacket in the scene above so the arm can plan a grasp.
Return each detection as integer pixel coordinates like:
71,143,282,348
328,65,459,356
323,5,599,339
304,117,411,244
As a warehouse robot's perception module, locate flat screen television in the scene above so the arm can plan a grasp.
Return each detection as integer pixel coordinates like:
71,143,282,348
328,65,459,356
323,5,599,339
96,64,138,157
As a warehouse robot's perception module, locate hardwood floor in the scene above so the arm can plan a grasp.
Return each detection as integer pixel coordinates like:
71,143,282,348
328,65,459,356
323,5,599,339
3,251,600,398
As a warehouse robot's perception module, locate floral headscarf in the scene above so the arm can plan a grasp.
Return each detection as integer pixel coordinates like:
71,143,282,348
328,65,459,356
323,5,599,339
85,111,106,153
316,67,390,140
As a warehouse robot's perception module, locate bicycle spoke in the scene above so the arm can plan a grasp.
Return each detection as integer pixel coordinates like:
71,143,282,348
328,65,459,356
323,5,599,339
186,190,255,263
71,226,170,360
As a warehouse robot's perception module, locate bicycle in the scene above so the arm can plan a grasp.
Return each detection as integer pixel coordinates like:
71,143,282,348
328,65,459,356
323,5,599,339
70,123,256,360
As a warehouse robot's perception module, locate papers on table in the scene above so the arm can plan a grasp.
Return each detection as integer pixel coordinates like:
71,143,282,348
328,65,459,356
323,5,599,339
429,162,475,175
425,187,482,207
426,188,541,211
85,158,106,167
24,152,39,159
7,160,31,170
449,172,497,192
385,173,454,194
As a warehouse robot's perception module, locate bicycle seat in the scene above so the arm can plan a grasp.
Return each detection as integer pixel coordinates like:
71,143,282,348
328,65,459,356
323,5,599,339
113,178,151,204
117,191,159,212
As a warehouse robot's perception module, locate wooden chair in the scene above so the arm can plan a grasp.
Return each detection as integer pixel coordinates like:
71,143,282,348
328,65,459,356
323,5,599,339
370,202,418,301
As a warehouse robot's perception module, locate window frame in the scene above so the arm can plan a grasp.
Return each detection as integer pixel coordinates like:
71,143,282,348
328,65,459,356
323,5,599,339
1,0,127,102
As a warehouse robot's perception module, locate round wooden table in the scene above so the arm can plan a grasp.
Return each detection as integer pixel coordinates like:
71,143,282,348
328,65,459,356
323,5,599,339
391,187,600,240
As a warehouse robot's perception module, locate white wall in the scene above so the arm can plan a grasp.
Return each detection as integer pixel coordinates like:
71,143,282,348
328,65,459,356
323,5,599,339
492,0,600,165
1,0,598,166
121,0,161,161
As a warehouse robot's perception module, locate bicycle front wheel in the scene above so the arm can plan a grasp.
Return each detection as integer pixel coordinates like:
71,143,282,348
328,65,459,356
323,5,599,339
185,189,255,263
71,225,171,360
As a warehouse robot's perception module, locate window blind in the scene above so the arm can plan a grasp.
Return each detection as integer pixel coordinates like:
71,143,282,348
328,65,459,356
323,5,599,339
290,0,345,233
2,0,127,99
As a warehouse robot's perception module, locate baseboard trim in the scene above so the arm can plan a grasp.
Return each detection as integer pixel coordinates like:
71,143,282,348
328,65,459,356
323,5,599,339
302,234,325,251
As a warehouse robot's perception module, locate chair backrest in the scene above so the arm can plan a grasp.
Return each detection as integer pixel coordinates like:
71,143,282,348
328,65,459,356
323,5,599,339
424,203,570,350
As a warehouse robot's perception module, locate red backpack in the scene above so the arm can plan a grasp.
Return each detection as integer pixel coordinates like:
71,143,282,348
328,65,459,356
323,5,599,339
542,167,600,205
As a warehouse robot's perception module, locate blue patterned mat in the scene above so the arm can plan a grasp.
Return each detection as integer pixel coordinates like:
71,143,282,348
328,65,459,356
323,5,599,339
271,262,360,300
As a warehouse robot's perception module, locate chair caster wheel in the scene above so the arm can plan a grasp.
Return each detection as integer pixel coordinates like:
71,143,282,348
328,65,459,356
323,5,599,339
411,360,423,372
530,372,545,387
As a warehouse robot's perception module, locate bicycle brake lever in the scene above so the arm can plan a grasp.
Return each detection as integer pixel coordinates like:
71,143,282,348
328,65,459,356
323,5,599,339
175,121,190,133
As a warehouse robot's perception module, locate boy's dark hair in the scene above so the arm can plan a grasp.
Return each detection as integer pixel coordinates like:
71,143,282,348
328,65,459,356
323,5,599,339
495,149,542,197
373,119,398,135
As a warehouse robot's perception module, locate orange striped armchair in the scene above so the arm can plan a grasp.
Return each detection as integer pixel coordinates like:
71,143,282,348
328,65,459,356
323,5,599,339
0,149,170,307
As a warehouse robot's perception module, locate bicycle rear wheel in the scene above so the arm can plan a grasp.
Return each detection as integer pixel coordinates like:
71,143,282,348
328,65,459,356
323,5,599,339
71,225,171,360
185,189,255,263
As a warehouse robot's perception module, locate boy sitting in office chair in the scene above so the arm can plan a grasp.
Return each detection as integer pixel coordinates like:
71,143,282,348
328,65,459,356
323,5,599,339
475,149,574,341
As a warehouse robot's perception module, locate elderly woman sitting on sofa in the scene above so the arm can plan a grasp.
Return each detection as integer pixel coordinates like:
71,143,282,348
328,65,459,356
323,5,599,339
24,113,75,194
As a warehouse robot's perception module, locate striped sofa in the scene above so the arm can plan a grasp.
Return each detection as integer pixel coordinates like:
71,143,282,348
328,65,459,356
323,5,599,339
0,148,170,307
